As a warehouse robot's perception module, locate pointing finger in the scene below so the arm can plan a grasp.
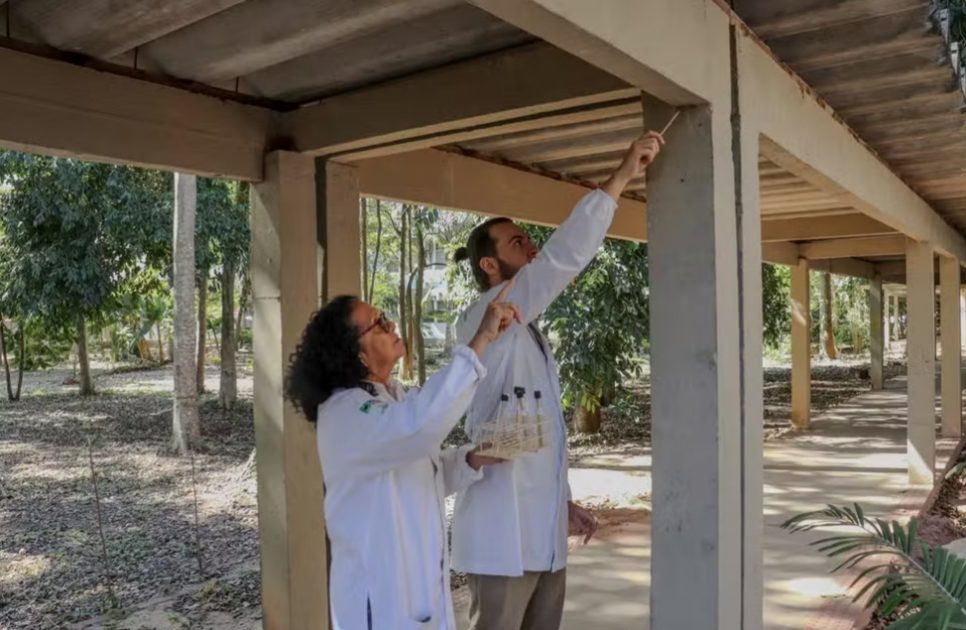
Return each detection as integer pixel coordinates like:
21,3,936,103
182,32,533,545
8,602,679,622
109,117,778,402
493,276,516,303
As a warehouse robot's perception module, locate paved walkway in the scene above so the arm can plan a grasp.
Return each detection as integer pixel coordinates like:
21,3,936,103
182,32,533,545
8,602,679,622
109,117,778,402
454,374,959,629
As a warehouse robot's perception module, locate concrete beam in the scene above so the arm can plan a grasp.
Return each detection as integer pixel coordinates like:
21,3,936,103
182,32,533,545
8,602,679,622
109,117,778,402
760,214,894,242
281,43,636,158
357,149,647,241
940,256,962,438
799,235,906,260
809,257,877,280
468,0,725,105
791,258,811,429
762,242,800,266
906,239,937,486
0,46,273,180
252,152,328,630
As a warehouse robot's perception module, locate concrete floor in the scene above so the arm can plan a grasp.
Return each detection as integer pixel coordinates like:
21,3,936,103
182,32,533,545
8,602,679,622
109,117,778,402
455,373,960,629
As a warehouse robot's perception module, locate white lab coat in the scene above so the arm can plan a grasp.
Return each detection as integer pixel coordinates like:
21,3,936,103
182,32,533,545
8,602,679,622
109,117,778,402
451,188,618,576
316,345,487,630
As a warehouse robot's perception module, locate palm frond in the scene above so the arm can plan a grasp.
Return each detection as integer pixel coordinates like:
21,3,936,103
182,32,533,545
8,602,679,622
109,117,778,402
782,503,966,629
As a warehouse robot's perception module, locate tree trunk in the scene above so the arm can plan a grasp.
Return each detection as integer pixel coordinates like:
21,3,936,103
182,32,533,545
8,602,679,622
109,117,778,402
173,173,200,454
415,219,426,385
575,404,602,434
404,206,416,380
156,322,165,363
196,271,208,394
361,198,369,304
219,260,237,410
77,317,94,396
235,271,249,349
398,206,412,380
0,319,13,401
15,325,23,400
821,272,838,360
369,200,383,303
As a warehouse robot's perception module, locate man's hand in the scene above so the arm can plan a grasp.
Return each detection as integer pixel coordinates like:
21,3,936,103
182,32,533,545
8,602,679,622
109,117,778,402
601,131,665,201
568,501,599,544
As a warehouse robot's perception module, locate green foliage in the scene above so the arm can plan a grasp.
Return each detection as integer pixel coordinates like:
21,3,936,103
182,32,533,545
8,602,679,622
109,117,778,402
762,263,791,349
540,230,650,413
9,317,74,370
196,179,249,275
834,276,871,353
784,503,966,629
0,151,171,331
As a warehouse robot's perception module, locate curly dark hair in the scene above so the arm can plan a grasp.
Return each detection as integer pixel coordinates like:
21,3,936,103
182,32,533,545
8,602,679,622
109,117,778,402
285,295,369,422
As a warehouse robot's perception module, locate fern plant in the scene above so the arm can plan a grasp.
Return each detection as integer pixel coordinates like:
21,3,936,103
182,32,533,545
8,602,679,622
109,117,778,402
783,504,966,629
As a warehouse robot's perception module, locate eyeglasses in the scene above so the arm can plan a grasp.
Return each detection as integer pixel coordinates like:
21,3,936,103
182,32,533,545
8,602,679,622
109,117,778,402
357,311,393,339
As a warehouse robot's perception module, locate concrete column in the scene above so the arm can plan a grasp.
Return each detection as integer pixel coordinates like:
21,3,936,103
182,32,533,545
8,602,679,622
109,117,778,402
316,159,361,302
870,273,884,391
791,258,811,429
252,152,328,630
960,288,966,351
906,240,936,486
645,98,763,630
940,256,962,437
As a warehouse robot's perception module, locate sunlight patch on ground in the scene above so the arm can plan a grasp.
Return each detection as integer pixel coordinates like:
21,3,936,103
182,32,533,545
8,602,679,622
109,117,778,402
0,551,51,586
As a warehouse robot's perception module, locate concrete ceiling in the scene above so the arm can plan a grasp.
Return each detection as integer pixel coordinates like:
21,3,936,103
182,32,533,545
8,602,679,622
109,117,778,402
0,0,533,102
733,0,966,234
0,0,959,250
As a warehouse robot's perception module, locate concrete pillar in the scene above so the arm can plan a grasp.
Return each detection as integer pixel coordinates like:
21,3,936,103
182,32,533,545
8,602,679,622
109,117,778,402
870,273,884,391
940,256,962,437
791,258,811,429
645,98,763,630
906,240,936,486
316,159,362,301
960,288,966,351
252,152,328,630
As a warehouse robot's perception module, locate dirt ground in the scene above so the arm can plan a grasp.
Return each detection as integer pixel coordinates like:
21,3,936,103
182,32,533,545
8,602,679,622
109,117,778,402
0,363,260,630
0,356,899,629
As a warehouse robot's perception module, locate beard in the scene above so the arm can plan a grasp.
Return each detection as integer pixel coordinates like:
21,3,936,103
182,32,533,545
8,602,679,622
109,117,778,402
497,257,522,283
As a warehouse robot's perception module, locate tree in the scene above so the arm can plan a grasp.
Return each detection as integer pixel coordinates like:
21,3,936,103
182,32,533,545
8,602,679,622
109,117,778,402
388,204,414,380
367,199,384,303
820,272,839,359
217,182,249,409
762,263,791,350
0,151,171,397
543,235,650,433
195,177,249,405
173,173,199,454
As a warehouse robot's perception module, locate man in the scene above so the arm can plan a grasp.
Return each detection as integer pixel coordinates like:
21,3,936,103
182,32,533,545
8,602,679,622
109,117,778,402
450,131,664,630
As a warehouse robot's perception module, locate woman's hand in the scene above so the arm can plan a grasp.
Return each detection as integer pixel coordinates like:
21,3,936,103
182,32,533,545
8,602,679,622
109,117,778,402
466,444,506,471
468,278,522,356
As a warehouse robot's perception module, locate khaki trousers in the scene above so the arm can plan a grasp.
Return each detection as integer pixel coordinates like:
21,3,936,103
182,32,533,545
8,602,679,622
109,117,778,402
467,569,566,630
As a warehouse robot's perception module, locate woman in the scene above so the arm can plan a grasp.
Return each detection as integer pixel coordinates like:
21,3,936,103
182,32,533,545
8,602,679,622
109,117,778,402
286,281,520,630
